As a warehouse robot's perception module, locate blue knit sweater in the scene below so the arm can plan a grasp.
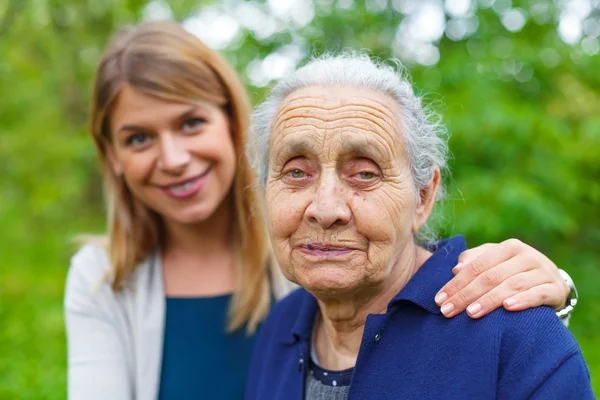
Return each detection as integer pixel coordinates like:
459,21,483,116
245,236,594,400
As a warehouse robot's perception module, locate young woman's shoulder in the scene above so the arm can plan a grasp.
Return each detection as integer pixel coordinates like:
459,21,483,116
67,243,111,290
64,243,118,314
64,243,141,400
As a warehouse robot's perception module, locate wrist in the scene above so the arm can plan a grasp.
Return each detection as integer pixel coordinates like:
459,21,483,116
555,269,578,320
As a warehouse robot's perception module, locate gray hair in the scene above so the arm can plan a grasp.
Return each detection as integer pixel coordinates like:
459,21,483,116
247,53,449,239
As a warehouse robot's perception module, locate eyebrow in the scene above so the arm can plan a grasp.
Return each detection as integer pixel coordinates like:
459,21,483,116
287,139,316,155
118,124,146,134
273,137,315,159
117,106,201,134
341,138,387,161
177,106,201,121
273,135,389,166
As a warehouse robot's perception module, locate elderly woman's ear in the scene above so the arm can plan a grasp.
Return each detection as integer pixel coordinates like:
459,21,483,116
412,167,441,233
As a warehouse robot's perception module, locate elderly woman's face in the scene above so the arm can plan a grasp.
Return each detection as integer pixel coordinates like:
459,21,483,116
266,86,429,294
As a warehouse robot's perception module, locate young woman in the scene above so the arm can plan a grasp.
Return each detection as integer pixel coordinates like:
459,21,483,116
64,21,577,400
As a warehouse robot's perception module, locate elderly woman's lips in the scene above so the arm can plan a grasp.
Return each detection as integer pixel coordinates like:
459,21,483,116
299,243,354,257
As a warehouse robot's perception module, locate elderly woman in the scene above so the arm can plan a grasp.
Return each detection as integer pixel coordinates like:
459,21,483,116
244,55,593,399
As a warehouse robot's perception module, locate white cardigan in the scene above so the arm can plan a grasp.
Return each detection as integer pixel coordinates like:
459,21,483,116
64,244,291,400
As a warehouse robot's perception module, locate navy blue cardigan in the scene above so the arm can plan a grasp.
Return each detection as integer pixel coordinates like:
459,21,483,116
245,236,594,400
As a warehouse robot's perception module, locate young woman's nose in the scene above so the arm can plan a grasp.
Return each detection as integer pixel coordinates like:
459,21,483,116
157,133,191,173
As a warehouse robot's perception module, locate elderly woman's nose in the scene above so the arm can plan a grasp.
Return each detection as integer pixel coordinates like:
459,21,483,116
157,134,191,173
305,177,351,229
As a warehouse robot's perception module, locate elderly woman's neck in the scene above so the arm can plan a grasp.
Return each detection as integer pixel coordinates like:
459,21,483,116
314,243,432,371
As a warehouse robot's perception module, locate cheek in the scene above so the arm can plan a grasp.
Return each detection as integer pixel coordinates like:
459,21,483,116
215,135,236,182
215,120,236,173
351,191,407,240
266,184,308,240
120,153,154,187
352,188,416,257
194,125,237,186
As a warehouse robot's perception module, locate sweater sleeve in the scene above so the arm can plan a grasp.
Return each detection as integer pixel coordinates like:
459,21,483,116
64,245,133,400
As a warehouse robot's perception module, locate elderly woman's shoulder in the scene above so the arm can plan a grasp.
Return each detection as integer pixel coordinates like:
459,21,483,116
481,304,587,391
491,305,581,356
491,306,574,339
485,306,591,396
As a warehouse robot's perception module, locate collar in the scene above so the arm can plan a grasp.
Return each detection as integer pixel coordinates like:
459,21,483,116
283,288,319,345
389,235,466,314
283,235,467,344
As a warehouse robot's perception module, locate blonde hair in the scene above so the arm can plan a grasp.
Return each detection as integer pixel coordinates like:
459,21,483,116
89,20,271,332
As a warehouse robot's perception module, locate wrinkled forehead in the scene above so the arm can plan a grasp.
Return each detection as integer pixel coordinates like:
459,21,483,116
269,86,406,163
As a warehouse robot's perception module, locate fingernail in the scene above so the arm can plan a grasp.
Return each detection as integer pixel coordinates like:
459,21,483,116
467,303,482,316
452,262,463,273
434,291,447,304
504,298,517,307
441,303,454,316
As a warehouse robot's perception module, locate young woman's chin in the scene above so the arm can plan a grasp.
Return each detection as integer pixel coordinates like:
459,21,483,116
140,185,231,227
161,204,224,226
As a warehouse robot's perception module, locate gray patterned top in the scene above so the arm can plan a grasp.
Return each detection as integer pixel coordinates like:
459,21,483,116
305,372,349,400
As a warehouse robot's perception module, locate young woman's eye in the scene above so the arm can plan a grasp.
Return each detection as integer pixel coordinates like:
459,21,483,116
287,169,305,179
125,132,151,147
182,118,206,132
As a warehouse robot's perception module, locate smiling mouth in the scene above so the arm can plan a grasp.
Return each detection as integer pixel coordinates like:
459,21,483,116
158,167,212,199
299,243,354,257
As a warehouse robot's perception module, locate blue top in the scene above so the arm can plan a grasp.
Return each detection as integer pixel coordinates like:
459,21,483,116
159,294,257,400
245,236,594,400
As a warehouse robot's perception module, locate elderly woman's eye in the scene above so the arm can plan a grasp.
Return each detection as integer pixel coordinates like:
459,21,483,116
357,171,377,180
288,169,305,179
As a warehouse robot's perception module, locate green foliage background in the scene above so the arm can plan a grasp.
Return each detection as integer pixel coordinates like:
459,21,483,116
0,0,598,398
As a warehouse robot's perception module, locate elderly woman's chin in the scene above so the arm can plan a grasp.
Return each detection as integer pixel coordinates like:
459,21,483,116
285,254,381,295
295,268,366,295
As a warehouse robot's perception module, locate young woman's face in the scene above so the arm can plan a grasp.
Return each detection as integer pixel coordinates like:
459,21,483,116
108,85,236,226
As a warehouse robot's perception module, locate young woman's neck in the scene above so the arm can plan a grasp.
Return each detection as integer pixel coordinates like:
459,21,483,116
160,195,237,297
162,196,233,257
